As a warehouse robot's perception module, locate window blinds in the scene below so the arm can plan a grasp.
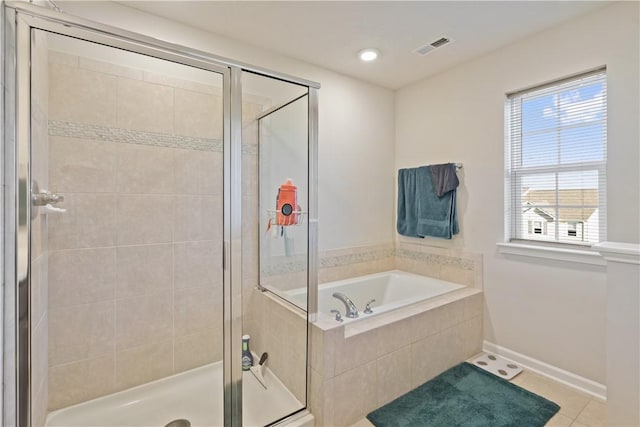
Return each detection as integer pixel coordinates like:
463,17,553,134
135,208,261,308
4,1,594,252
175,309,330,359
506,69,607,245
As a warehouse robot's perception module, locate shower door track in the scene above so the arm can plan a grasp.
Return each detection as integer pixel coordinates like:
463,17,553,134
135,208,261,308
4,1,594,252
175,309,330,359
2,2,320,427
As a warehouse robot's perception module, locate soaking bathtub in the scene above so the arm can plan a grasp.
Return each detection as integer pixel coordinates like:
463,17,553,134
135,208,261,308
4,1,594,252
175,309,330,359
288,270,466,322
45,360,304,427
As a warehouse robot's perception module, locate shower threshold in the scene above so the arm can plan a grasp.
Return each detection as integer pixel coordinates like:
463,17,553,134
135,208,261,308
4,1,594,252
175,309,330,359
45,360,303,427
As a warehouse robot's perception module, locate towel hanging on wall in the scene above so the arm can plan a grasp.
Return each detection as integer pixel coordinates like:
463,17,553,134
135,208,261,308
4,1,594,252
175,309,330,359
397,163,459,239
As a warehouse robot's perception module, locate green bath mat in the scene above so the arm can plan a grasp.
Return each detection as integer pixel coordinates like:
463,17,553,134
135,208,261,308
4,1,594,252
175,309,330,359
367,362,559,427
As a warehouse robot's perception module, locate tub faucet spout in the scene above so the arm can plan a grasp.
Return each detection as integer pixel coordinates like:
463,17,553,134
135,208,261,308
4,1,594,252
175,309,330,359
332,292,359,318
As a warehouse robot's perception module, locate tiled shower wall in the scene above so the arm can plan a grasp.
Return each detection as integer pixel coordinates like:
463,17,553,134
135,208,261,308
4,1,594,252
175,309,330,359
45,51,237,410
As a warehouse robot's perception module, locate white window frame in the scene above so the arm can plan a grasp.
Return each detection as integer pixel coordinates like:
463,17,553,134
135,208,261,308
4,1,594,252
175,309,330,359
500,69,608,266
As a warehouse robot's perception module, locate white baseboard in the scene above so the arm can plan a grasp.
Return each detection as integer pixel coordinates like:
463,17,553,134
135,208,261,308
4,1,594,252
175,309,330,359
483,341,606,400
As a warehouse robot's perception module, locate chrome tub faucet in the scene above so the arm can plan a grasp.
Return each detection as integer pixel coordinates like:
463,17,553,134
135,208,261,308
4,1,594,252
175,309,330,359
332,292,359,318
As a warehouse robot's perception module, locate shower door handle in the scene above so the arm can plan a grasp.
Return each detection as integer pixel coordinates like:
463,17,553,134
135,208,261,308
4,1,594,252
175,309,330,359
32,192,64,206
32,182,64,206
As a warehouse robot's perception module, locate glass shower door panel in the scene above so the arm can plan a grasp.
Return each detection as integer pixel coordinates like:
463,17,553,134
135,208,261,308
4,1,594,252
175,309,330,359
242,72,309,425
31,30,225,427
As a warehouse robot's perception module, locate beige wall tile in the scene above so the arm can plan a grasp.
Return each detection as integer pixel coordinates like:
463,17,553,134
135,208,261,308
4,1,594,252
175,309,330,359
375,317,413,358
439,265,475,286
173,195,221,242
116,195,173,245
174,328,222,373
334,329,378,375
79,57,144,80
49,62,117,126
174,88,222,139
116,77,174,134
410,306,442,342
143,71,220,95
116,244,172,298
437,299,466,331
48,193,116,250
49,356,115,410
333,361,377,427
32,375,48,427
116,292,173,350
464,292,483,320
116,144,175,194
174,241,222,289
30,254,48,327
242,155,258,197
49,301,115,366
31,213,47,261
49,137,116,193
410,334,441,388
49,51,78,67
174,286,221,337
32,314,48,409
309,369,325,427
115,340,173,391
376,346,412,407
49,248,115,308
174,149,223,195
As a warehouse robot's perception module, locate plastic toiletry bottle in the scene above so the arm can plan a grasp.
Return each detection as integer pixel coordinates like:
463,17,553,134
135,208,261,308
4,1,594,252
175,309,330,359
242,334,254,371
276,178,298,226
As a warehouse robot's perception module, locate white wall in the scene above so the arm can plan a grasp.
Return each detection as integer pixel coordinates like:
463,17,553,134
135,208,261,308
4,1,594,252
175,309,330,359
395,2,639,385
58,1,396,252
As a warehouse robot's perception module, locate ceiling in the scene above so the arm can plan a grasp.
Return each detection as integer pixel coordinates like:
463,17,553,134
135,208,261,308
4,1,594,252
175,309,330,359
122,1,610,89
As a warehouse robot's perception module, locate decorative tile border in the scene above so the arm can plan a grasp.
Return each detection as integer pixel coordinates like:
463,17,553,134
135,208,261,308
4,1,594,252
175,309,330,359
395,248,475,270
48,120,256,156
261,244,478,276
260,259,307,277
49,120,222,152
242,143,258,155
319,247,395,269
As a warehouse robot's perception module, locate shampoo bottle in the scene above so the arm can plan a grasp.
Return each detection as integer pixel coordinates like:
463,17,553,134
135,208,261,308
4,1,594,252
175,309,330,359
242,334,254,371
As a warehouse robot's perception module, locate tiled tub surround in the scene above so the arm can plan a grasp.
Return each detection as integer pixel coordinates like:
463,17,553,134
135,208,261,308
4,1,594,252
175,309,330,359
253,242,483,427
45,51,269,411
309,287,483,427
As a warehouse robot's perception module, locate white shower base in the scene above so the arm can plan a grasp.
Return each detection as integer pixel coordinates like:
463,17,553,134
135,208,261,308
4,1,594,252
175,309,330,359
45,361,303,427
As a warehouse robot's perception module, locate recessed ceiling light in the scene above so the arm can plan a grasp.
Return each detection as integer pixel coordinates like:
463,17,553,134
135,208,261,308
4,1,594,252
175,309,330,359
358,48,379,62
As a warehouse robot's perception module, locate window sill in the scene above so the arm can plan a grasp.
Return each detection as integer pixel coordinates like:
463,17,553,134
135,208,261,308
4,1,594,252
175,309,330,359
496,242,606,266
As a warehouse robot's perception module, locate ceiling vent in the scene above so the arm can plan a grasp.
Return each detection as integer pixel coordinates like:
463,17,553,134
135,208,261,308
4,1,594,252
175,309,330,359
413,37,452,56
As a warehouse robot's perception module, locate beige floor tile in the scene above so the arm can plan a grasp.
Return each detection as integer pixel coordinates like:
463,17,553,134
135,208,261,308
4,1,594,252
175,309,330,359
574,399,607,426
350,418,375,427
545,412,574,426
517,371,590,419
509,371,527,386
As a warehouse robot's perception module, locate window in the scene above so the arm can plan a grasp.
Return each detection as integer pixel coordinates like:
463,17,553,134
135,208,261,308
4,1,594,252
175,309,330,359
506,69,606,246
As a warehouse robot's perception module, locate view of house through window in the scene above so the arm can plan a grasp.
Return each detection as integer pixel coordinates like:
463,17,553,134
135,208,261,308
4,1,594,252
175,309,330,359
506,69,607,245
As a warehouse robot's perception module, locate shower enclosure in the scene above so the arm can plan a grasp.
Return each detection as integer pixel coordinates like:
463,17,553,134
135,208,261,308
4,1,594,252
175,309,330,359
2,3,318,427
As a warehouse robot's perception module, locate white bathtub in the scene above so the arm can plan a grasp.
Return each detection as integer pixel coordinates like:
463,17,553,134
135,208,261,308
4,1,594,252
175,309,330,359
45,360,303,427
289,270,465,322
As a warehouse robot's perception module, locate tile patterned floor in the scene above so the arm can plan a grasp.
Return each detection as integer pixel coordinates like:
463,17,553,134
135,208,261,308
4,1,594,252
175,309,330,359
351,369,607,427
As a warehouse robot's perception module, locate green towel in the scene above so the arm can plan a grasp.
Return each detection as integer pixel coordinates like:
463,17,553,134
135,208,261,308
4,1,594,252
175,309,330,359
397,166,459,239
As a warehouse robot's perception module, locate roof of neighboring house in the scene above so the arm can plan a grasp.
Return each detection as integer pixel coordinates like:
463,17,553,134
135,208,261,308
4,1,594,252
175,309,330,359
522,189,598,222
